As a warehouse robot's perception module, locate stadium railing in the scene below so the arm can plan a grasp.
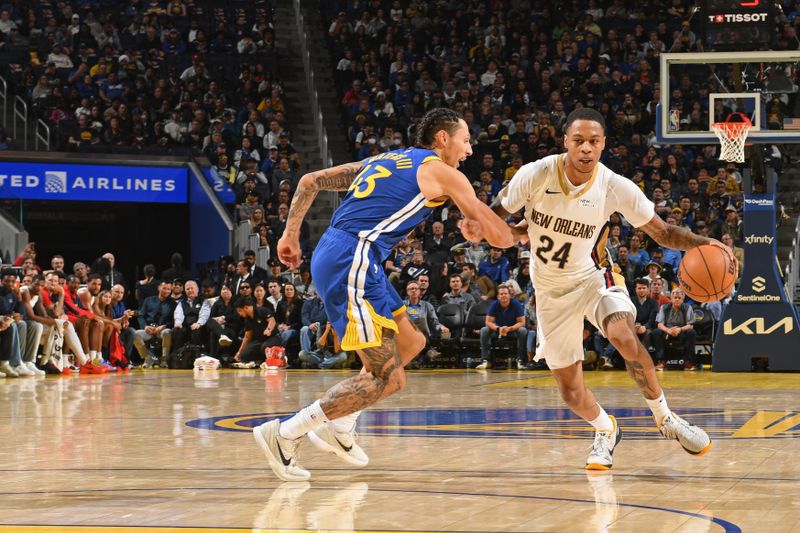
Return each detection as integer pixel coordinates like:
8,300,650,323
786,216,800,305
293,0,337,210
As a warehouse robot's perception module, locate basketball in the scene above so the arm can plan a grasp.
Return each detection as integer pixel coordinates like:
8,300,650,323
677,245,738,302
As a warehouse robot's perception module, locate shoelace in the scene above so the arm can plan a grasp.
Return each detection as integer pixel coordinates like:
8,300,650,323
659,414,686,439
588,430,614,455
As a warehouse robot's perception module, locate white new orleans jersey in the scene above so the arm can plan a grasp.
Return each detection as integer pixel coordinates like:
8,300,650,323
500,154,655,294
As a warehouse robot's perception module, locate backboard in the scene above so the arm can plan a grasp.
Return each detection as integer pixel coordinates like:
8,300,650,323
657,51,800,144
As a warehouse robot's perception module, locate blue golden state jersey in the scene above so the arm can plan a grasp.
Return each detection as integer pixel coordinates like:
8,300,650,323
330,147,444,261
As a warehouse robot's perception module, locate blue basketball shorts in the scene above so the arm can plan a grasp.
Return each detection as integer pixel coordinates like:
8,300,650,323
311,227,406,351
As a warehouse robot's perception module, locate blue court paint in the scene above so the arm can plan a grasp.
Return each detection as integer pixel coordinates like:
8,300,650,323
186,407,800,440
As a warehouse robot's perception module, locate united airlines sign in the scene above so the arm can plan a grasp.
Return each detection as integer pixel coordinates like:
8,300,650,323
0,162,187,203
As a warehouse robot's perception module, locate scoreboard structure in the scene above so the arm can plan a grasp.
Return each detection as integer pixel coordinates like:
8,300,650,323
702,0,775,50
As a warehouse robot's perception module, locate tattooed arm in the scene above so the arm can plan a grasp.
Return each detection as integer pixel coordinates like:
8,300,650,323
639,214,722,250
277,160,364,268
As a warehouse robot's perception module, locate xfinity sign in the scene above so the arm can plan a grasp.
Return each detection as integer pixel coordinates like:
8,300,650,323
744,234,773,245
0,162,186,203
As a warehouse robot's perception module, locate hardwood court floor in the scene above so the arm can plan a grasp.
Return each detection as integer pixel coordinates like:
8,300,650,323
2,368,800,532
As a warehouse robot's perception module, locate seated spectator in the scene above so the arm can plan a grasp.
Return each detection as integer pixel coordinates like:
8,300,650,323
441,273,476,313
276,282,303,350
399,249,429,289
460,262,489,302
386,237,415,287
266,278,282,310
206,285,241,361
477,285,527,370
632,278,659,353
1,268,44,375
648,248,677,287
253,282,269,309
423,222,452,264
170,278,185,303
132,280,176,367
417,273,440,308
110,284,137,366
478,246,509,286
233,296,281,366
627,234,650,269
308,321,349,369
64,274,104,365
172,280,207,352
299,293,327,364
649,277,671,306
652,288,697,371
404,280,449,362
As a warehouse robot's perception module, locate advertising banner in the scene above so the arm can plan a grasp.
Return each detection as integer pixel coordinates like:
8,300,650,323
713,193,800,371
0,162,187,203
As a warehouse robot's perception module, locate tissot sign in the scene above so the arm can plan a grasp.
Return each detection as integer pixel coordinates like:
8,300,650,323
0,162,186,203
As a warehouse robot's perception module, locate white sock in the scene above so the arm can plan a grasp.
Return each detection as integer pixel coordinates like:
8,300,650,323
279,400,329,440
89,350,97,360
588,404,614,432
644,392,670,425
331,410,361,434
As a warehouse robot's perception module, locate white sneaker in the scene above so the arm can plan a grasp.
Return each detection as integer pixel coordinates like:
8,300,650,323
658,412,712,456
0,361,19,377
25,362,46,376
475,360,490,370
252,419,310,481
219,334,233,347
0,369,5,378
307,422,369,467
600,356,614,370
586,415,622,470
13,364,34,377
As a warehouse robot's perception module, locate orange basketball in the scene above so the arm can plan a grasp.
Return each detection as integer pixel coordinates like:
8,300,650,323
677,244,738,302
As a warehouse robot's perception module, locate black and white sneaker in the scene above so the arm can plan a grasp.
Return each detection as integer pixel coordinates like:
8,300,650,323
253,419,310,481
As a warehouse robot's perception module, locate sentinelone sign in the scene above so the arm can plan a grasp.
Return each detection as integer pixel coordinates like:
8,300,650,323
0,162,188,203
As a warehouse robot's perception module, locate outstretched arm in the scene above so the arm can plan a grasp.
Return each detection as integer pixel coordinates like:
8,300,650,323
639,214,712,250
639,214,734,264
278,160,364,268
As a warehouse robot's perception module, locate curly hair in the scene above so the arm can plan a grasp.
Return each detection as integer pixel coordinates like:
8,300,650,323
415,107,463,148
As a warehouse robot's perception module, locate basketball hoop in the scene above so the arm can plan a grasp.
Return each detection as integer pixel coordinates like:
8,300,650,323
711,113,752,163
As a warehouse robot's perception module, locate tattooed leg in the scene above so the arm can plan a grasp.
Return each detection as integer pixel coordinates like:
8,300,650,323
603,311,662,399
319,329,406,420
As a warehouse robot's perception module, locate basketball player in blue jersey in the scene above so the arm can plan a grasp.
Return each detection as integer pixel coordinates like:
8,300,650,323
252,108,515,481
492,108,735,470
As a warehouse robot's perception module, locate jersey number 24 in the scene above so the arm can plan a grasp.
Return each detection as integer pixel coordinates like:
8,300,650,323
535,235,572,269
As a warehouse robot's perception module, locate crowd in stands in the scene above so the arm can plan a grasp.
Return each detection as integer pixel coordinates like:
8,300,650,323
0,0,298,196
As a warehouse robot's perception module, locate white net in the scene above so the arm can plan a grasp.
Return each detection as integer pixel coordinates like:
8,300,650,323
711,121,751,163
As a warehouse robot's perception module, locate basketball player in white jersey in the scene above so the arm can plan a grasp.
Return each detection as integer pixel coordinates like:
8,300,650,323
492,108,734,469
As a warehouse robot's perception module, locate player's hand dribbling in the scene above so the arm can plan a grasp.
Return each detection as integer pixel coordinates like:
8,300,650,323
707,239,737,270
277,236,303,269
